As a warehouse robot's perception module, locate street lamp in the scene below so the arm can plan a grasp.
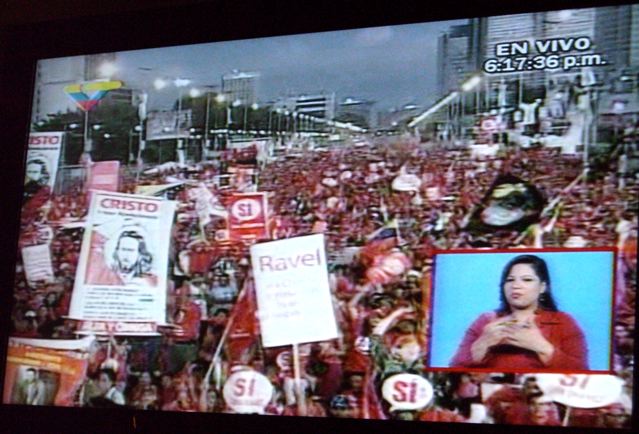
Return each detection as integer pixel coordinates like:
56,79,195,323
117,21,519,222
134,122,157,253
153,78,168,90
98,61,118,79
61,122,80,165
244,102,259,132
173,77,191,139
284,110,290,135
461,75,481,92
276,108,283,138
200,86,218,159
129,125,142,163
460,75,482,140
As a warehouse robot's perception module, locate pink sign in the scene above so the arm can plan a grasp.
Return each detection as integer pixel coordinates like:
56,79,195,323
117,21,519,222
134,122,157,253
87,161,120,192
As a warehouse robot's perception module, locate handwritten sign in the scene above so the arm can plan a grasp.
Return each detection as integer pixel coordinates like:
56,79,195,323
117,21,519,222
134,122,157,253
250,234,338,347
536,374,623,409
21,244,54,285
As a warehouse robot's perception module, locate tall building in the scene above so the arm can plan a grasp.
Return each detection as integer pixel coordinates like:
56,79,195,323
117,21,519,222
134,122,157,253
221,70,259,106
31,53,119,123
84,52,117,81
437,23,481,95
480,12,546,97
286,92,335,119
478,7,638,89
337,97,375,127
631,5,639,67
32,56,86,123
420,6,635,131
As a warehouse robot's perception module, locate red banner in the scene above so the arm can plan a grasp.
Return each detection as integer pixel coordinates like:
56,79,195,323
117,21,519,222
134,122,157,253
227,193,269,241
87,161,120,192
3,338,91,406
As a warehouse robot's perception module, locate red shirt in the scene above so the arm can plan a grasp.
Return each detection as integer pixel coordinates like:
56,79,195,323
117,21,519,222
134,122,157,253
170,301,202,342
451,310,588,370
187,245,217,275
418,408,466,423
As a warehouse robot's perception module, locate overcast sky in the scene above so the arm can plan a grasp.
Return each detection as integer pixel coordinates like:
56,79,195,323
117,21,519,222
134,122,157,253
111,19,467,111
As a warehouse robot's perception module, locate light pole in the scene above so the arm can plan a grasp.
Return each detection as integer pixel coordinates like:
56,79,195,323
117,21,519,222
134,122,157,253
214,93,227,151
460,75,481,140
174,78,191,163
285,110,290,136
246,103,259,133
231,99,241,134
203,87,214,158
63,122,79,166
276,108,283,141
128,125,142,164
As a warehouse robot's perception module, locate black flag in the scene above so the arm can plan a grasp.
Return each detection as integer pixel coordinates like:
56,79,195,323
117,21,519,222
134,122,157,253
467,173,545,232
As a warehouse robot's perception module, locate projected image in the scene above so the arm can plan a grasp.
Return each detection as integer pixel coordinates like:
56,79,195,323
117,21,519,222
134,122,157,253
3,3,637,429
85,225,156,287
10,367,60,406
429,250,614,372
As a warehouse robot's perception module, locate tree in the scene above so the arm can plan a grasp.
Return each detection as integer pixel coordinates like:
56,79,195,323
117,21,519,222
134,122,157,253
33,100,138,164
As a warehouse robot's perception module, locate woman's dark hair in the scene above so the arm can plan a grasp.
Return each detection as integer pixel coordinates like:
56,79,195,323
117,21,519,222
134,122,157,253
99,368,117,385
498,254,558,313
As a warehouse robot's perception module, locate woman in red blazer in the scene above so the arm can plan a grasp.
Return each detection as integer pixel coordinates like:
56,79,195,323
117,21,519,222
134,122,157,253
451,254,588,370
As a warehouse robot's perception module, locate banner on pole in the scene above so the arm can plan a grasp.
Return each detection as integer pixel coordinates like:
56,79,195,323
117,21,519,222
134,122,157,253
87,161,120,192
25,132,63,196
145,110,192,140
250,234,338,347
222,369,273,414
536,374,624,409
188,183,227,228
21,244,55,286
69,191,176,334
228,165,256,192
3,337,94,406
63,80,123,112
228,192,269,241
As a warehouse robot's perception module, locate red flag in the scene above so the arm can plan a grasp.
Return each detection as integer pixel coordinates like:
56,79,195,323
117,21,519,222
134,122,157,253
225,279,260,366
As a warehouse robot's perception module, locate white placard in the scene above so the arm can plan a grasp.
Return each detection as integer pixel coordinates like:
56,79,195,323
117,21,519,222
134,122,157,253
21,244,54,285
26,132,63,192
223,369,273,414
470,143,499,159
250,234,338,347
536,374,623,409
69,191,176,332
391,173,421,192
382,374,433,412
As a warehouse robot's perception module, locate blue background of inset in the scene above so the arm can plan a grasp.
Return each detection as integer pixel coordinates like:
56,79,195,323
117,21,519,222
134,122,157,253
429,251,614,370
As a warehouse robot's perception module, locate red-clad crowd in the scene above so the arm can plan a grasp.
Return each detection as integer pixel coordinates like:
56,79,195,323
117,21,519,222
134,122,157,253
8,138,636,427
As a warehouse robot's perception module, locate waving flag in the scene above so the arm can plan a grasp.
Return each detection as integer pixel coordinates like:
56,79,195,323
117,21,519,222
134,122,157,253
63,80,123,112
467,173,545,232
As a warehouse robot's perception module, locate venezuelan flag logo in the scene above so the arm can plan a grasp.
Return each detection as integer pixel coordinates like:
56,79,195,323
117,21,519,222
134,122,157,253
63,80,123,112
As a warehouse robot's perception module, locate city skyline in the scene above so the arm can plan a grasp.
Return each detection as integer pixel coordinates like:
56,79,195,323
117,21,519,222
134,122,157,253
33,4,639,127
38,18,466,115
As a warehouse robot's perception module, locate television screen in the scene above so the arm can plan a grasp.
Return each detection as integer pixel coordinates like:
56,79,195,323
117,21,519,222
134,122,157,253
1,1,637,431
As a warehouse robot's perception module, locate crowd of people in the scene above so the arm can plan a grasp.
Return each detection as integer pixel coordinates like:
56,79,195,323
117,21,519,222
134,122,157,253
8,135,637,427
